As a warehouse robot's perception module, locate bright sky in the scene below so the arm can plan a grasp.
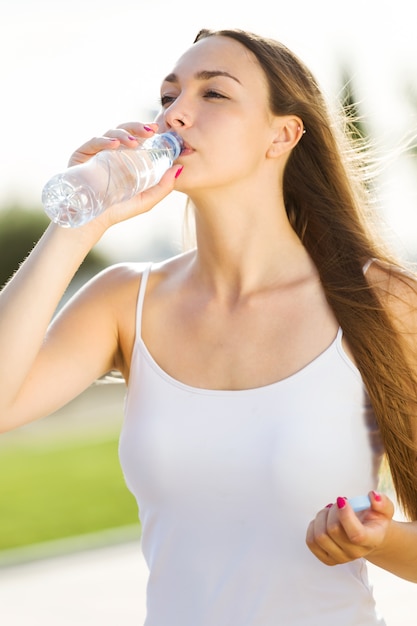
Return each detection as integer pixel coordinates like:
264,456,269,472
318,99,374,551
1,0,417,259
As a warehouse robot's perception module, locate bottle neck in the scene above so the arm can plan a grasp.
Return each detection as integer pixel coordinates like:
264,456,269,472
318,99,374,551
145,132,183,159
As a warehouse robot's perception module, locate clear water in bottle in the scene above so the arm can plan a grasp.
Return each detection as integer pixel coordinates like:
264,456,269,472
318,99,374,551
42,131,183,228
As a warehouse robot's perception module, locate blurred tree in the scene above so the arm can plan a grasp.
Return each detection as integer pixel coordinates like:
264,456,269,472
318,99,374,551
0,205,109,292
337,69,382,202
339,68,369,142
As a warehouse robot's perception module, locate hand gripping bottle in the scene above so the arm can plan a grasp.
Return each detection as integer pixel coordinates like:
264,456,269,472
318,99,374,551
42,131,183,228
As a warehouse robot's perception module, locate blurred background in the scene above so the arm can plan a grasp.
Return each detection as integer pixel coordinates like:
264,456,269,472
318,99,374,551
0,0,416,623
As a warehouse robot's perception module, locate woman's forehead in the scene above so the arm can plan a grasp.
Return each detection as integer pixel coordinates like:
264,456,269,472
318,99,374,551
163,36,263,86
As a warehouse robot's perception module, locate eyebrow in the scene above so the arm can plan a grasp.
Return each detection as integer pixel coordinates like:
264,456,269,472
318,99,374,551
162,70,241,85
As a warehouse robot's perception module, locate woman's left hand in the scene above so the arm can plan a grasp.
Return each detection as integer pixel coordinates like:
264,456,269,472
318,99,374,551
306,491,395,565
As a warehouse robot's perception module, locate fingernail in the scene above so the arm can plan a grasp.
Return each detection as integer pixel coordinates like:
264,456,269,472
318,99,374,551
175,165,184,179
143,125,154,132
337,497,346,509
372,490,382,502
109,138,119,142
325,503,333,509
128,135,137,141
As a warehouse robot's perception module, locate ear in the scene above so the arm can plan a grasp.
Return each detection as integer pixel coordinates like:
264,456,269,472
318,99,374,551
266,116,305,158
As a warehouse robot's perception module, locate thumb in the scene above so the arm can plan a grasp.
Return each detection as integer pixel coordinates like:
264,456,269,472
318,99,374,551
143,164,184,205
369,491,395,519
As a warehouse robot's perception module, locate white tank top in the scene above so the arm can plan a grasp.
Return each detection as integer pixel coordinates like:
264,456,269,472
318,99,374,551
119,263,386,626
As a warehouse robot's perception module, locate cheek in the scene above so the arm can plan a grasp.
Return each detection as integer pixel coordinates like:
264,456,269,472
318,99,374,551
211,131,267,174
206,120,261,162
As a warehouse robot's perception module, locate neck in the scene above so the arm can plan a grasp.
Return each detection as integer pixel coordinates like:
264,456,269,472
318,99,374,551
188,187,315,301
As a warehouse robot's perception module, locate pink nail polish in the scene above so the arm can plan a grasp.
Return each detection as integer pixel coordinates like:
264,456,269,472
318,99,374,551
325,503,333,509
143,125,154,132
175,166,184,179
372,490,382,502
337,497,346,509
128,135,137,141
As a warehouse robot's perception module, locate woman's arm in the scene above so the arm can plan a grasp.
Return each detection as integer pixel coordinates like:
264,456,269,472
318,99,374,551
0,222,106,431
0,123,181,432
366,511,417,582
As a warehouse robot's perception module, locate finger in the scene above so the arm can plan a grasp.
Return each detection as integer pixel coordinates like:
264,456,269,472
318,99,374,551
68,136,121,166
102,128,142,147
306,516,340,566
321,498,368,555
69,123,159,167
307,504,361,564
132,164,183,209
368,490,395,518
115,121,159,139
333,497,372,546
102,122,159,148
325,494,394,558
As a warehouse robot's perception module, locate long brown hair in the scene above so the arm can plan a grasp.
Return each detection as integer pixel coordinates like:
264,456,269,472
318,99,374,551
195,28,417,520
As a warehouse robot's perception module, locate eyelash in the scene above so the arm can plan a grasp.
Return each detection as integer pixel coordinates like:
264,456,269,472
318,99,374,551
160,95,176,107
204,90,226,100
160,90,227,107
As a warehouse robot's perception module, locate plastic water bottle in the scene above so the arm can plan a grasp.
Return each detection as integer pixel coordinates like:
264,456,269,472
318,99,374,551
42,131,183,228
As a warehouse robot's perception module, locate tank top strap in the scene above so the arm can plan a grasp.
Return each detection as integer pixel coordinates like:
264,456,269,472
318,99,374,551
362,258,375,275
135,262,153,339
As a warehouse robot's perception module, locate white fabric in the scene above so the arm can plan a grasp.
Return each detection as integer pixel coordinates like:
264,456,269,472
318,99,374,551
119,263,386,626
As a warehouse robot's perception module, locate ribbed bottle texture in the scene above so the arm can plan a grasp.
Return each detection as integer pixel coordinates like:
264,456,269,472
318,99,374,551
42,131,183,228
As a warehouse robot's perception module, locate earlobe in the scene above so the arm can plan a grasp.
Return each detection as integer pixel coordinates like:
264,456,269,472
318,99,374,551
267,117,305,158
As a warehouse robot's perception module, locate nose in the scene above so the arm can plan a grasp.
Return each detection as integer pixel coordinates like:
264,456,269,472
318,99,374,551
168,115,185,128
163,98,191,130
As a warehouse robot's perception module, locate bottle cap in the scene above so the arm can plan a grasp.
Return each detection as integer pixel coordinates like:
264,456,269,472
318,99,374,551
348,495,371,512
160,131,184,159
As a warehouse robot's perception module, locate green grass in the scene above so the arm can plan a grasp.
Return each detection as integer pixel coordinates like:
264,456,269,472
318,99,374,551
0,435,139,551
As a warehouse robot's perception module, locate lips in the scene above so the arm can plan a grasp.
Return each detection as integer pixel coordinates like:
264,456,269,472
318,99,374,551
179,139,193,155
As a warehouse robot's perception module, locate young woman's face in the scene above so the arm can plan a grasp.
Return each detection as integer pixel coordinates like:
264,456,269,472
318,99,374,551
155,35,280,194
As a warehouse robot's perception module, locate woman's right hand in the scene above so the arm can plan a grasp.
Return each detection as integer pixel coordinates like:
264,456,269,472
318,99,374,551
68,121,183,232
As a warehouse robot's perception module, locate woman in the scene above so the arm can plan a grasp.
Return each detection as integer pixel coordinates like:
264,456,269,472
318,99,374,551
0,28,416,625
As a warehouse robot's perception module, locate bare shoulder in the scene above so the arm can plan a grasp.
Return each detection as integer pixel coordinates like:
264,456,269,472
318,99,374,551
366,258,417,336
365,258,417,301
94,252,193,379
95,250,193,287
83,261,148,293
83,251,193,313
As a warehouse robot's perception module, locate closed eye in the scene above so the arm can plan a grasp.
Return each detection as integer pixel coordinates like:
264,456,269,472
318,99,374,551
203,89,227,100
160,94,177,107
160,89,227,108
